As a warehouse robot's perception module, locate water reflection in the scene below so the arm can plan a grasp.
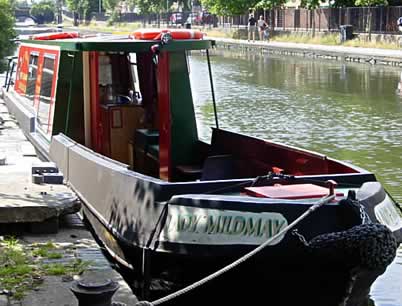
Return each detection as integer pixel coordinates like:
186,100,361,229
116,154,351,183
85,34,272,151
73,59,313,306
189,50,402,306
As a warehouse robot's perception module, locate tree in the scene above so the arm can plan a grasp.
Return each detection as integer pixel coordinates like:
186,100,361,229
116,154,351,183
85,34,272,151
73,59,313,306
30,0,56,24
103,0,119,12
86,0,99,20
355,0,388,39
0,0,16,73
131,0,166,14
66,0,90,25
201,0,257,15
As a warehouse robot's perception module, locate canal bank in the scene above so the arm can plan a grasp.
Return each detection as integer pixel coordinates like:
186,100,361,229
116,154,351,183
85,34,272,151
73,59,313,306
0,94,138,305
211,37,402,67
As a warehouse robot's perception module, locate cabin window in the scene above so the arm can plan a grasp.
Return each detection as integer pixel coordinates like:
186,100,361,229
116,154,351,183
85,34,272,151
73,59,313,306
128,53,142,100
188,54,213,143
37,55,55,132
25,52,39,101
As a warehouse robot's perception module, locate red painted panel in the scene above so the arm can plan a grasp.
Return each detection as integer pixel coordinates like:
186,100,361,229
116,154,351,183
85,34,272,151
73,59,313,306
14,45,59,99
157,52,171,181
47,51,60,134
89,52,101,152
210,129,357,177
14,46,29,95
14,45,60,135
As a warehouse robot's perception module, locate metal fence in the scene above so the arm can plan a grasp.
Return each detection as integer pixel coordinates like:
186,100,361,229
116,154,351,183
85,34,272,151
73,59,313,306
226,6,402,34
63,6,402,34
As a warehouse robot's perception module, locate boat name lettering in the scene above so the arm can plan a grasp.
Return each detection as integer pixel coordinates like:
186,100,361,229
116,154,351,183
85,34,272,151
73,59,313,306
203,215,286,237
160,207,288,245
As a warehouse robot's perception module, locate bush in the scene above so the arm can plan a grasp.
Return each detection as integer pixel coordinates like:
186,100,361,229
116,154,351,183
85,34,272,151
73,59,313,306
0,0,16,73
107,9,120,26
30,0,55,24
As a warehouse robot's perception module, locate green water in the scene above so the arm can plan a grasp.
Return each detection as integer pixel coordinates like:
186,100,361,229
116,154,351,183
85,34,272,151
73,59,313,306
189,50,402,306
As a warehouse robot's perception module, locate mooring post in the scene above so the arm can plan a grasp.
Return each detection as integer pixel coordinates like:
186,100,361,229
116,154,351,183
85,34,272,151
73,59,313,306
70,279,121,306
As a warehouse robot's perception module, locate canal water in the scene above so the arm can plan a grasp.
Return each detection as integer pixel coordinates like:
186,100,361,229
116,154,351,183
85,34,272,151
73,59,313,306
189,49,402,306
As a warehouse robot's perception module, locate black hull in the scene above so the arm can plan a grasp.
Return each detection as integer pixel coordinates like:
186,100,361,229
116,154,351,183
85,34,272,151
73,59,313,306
82,204,395,306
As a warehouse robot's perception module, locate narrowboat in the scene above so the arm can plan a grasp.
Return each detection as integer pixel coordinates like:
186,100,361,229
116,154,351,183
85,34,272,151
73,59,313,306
2,30,402,306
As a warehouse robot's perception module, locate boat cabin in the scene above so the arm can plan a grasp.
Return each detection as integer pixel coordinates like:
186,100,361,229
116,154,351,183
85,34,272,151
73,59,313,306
12,32,363,183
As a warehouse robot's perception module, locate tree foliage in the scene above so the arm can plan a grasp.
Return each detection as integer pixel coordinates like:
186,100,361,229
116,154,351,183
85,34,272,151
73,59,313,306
130,0,168,14
300,0,325,9
201,0,289,16
66,0,89,18
86,0,99,19
255,0,286,9
30,0,55,24
0,0,15,73
103,0,119,12
355,0,387,5
331,0,356,7
201,0,256,15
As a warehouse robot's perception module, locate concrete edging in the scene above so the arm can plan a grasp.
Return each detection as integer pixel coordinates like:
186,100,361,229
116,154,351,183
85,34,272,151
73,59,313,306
213,38,402,67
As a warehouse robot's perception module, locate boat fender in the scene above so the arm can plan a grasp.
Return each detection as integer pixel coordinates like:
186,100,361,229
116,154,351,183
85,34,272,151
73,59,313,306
307,223,397,270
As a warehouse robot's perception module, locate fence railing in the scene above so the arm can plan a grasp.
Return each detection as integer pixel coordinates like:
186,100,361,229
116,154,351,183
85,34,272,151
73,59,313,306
222,6,402,34
63,6,402,34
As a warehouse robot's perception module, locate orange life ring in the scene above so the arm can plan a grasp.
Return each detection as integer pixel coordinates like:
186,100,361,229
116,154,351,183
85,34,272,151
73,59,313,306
32,32,79,41
130,29,203,40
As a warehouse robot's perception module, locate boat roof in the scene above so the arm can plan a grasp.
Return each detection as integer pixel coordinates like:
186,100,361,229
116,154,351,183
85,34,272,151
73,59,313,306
20,34,215,52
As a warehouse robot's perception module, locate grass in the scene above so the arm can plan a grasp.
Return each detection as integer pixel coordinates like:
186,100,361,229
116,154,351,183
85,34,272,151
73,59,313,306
343,38,400,49
85,21,142,34
270,33,400,49
43,259,90,276
272,33,340,45
0,236,91,300
32,241,62,259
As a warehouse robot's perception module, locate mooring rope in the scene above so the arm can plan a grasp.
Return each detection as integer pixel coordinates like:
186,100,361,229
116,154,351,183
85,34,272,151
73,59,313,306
135,193,336,306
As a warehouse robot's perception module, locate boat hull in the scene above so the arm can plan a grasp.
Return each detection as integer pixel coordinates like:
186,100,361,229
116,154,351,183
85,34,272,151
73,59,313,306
47,134,400,305
82,202,396,306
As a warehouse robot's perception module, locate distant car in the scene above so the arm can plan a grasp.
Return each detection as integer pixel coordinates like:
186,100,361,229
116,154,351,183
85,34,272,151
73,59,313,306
170,13,183,25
